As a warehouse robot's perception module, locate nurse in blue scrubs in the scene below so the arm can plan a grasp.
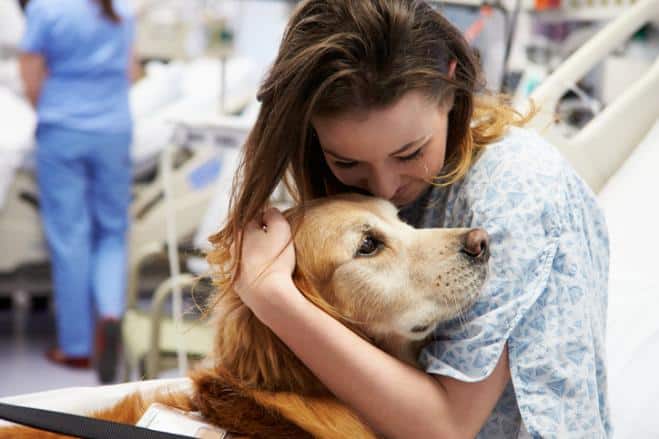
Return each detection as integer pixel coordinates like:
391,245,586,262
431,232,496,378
18,0,137,383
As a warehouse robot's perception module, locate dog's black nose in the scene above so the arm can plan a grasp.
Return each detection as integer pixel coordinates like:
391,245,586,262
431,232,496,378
462,228,489,261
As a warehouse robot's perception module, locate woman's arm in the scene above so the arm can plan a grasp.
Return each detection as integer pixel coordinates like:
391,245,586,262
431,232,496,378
259,280,510,438
18,52,46,108
238,208,511,439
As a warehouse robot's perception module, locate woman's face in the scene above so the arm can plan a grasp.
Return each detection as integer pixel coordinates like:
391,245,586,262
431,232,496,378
312,91,451,207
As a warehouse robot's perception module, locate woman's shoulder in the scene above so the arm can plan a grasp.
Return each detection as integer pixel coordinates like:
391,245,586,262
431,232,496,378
474,126,567,182
445,126,575,233
456,127,569,203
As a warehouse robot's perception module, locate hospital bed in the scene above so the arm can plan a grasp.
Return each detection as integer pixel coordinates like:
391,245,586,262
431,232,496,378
1,0,658,437
120,112,258,381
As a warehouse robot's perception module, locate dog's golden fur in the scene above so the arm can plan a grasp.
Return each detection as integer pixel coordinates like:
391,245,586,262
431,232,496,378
1,194,488,438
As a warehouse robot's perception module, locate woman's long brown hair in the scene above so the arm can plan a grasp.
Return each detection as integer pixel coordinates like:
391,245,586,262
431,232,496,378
97,0,121,23
208,0,531,290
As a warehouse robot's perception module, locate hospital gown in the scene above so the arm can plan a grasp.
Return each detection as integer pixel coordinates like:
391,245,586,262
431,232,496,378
399,126,611,438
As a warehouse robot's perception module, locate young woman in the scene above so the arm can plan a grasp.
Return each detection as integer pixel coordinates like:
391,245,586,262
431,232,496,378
19,0,137,383
212,1,611,437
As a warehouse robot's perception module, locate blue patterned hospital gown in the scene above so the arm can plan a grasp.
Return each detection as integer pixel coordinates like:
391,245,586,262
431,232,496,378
398,127,611,438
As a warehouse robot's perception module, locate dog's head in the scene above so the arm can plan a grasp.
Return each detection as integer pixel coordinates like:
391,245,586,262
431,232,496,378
205,194,489,392
289,194,489,343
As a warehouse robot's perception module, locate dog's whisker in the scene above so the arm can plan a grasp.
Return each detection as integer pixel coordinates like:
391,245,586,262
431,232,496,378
448,289,469,329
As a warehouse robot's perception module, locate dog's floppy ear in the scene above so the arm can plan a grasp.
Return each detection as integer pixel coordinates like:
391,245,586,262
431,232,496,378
292,266,373,344
292,267,342,321
205,287,324,395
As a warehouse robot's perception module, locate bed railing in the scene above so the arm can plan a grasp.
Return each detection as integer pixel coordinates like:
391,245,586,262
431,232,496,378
525,0,659,193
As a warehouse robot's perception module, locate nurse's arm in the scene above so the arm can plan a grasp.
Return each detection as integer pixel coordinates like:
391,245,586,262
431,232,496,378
19,53,47,108
129,48,141,83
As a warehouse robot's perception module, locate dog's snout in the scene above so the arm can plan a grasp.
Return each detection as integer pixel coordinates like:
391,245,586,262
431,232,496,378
462,228,489,261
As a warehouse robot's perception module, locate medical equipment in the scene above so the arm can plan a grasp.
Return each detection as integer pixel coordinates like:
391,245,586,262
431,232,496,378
117,1,292,378
121,114,253,380
121,80,298,380
525,0,659,193
120,96,293,381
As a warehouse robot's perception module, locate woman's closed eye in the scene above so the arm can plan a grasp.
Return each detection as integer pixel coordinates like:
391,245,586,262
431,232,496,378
395,146,424,162
333,159,359,169
332,146,425,169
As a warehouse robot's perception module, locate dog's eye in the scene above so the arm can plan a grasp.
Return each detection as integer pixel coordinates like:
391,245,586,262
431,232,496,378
356,236,382,257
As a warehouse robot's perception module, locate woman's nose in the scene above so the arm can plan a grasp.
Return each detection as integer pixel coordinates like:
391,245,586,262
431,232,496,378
368,170,399,200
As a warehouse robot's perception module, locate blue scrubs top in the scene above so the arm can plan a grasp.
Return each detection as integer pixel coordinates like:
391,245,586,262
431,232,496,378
20,0,134,133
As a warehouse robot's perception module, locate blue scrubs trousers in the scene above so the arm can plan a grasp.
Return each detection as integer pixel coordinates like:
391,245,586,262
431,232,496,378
36,124,132,357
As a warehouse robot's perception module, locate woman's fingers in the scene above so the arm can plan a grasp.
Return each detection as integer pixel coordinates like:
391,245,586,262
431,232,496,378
242,207,285,236
246,216,264,233
231,208,297,310
260,207,291,239
239,208,291,261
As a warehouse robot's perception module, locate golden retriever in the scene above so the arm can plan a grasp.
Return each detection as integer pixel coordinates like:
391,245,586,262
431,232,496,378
1,194,489,438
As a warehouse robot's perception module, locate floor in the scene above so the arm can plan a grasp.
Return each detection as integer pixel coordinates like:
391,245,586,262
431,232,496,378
0,295,183,398
0,297,99,398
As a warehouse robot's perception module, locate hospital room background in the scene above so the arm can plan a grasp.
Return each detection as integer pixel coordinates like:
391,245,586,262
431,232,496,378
0,0,658,437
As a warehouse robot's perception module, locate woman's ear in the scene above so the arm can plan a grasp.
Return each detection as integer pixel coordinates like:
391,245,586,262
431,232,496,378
448,59,457,79
446,94,456,112
440,60,458,112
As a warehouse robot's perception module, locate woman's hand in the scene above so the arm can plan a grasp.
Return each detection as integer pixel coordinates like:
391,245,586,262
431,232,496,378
234,207,298,319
